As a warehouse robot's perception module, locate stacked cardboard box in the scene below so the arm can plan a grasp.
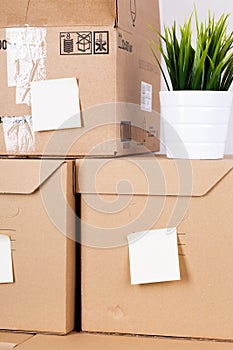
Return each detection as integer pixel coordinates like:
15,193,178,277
2,332,233,349
1,0,233,349
76,155,233,341
0,0,160,157
0,333,233,350
1,155,233,347
0,159,76,334
0,0,160,338
0,332,33,350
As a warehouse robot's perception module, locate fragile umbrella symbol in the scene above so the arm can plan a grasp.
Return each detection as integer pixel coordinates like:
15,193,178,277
130,0,136,27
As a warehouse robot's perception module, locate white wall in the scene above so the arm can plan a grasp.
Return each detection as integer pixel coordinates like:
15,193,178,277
158,0,233,154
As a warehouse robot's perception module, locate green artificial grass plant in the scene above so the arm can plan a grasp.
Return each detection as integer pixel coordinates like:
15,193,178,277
150,7,233,91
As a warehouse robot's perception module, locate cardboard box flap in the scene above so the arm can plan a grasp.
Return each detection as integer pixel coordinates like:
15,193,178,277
76,157,233,197
0,333,33,350
14,333,233,350
0,0,116,28
116,0,160,38
190,159,233,196
25,0,116,27
0,159,65,194
0,0,29,27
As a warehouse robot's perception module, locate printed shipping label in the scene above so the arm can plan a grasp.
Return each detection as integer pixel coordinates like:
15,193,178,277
141,81,152,112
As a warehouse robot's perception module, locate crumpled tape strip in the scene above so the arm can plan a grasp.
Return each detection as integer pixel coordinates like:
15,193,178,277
1,116,35,153
6,27,46,106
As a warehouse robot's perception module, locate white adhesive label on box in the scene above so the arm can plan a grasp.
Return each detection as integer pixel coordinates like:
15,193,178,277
141,81,152,112
6,27,46,105
127,228,180,285
31,78,82,132
2,116,35,153
0,235,13,284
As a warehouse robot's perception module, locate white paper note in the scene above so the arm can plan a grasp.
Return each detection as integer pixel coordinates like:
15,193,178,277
127,228,180,285
0,235,14,284
31,78,81,131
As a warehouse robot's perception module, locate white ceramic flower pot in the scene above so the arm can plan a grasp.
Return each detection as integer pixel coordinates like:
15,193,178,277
160,91,233,159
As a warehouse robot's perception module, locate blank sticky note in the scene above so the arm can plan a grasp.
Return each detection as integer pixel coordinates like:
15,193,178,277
127,228,180,285
0,235,14,284
31,78,81,131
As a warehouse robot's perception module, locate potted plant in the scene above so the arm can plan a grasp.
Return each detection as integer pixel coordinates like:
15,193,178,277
150,8,233,159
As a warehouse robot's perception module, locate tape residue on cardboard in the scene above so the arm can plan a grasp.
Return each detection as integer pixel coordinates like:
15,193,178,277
2,116,35,153
6,27,46,105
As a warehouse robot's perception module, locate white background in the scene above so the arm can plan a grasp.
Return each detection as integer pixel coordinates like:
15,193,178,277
158,0,233,154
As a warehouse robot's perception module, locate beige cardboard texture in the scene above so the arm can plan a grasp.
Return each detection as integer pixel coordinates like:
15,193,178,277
0,0,160,157
0,0,115,28
0,333,33,350
76,156,233,340
0,0,158,35
117,0,160,38
15,333,233,350
0,160,76,334
0,0,29,27
26,0,116,27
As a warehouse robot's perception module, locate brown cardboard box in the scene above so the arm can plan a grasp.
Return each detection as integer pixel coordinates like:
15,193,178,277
0,332,34,350
0,159,76,334
76,155,233,340
0,0,160,157
13,332,233,350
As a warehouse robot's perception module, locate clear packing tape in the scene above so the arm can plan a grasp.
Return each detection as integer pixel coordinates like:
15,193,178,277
1,116,35,153
6,27,46,106
1,27,45,153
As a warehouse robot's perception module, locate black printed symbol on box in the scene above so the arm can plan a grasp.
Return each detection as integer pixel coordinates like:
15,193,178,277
60,32,74,54
94,31,109,55
61,33,74,54
77,32,92,54
0,39,7,50
60,32,92,55
130,0,137,27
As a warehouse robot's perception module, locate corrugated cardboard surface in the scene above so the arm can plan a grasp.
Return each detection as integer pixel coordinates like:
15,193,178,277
76,156,233,195
0,0,29,27
0,0,115,28
0,160,76,334
26,0,116,27
117,0,160,38
76,156,233,340
0,0,160,157
15,333,233,350
0,332,34,350
0,0,158,35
